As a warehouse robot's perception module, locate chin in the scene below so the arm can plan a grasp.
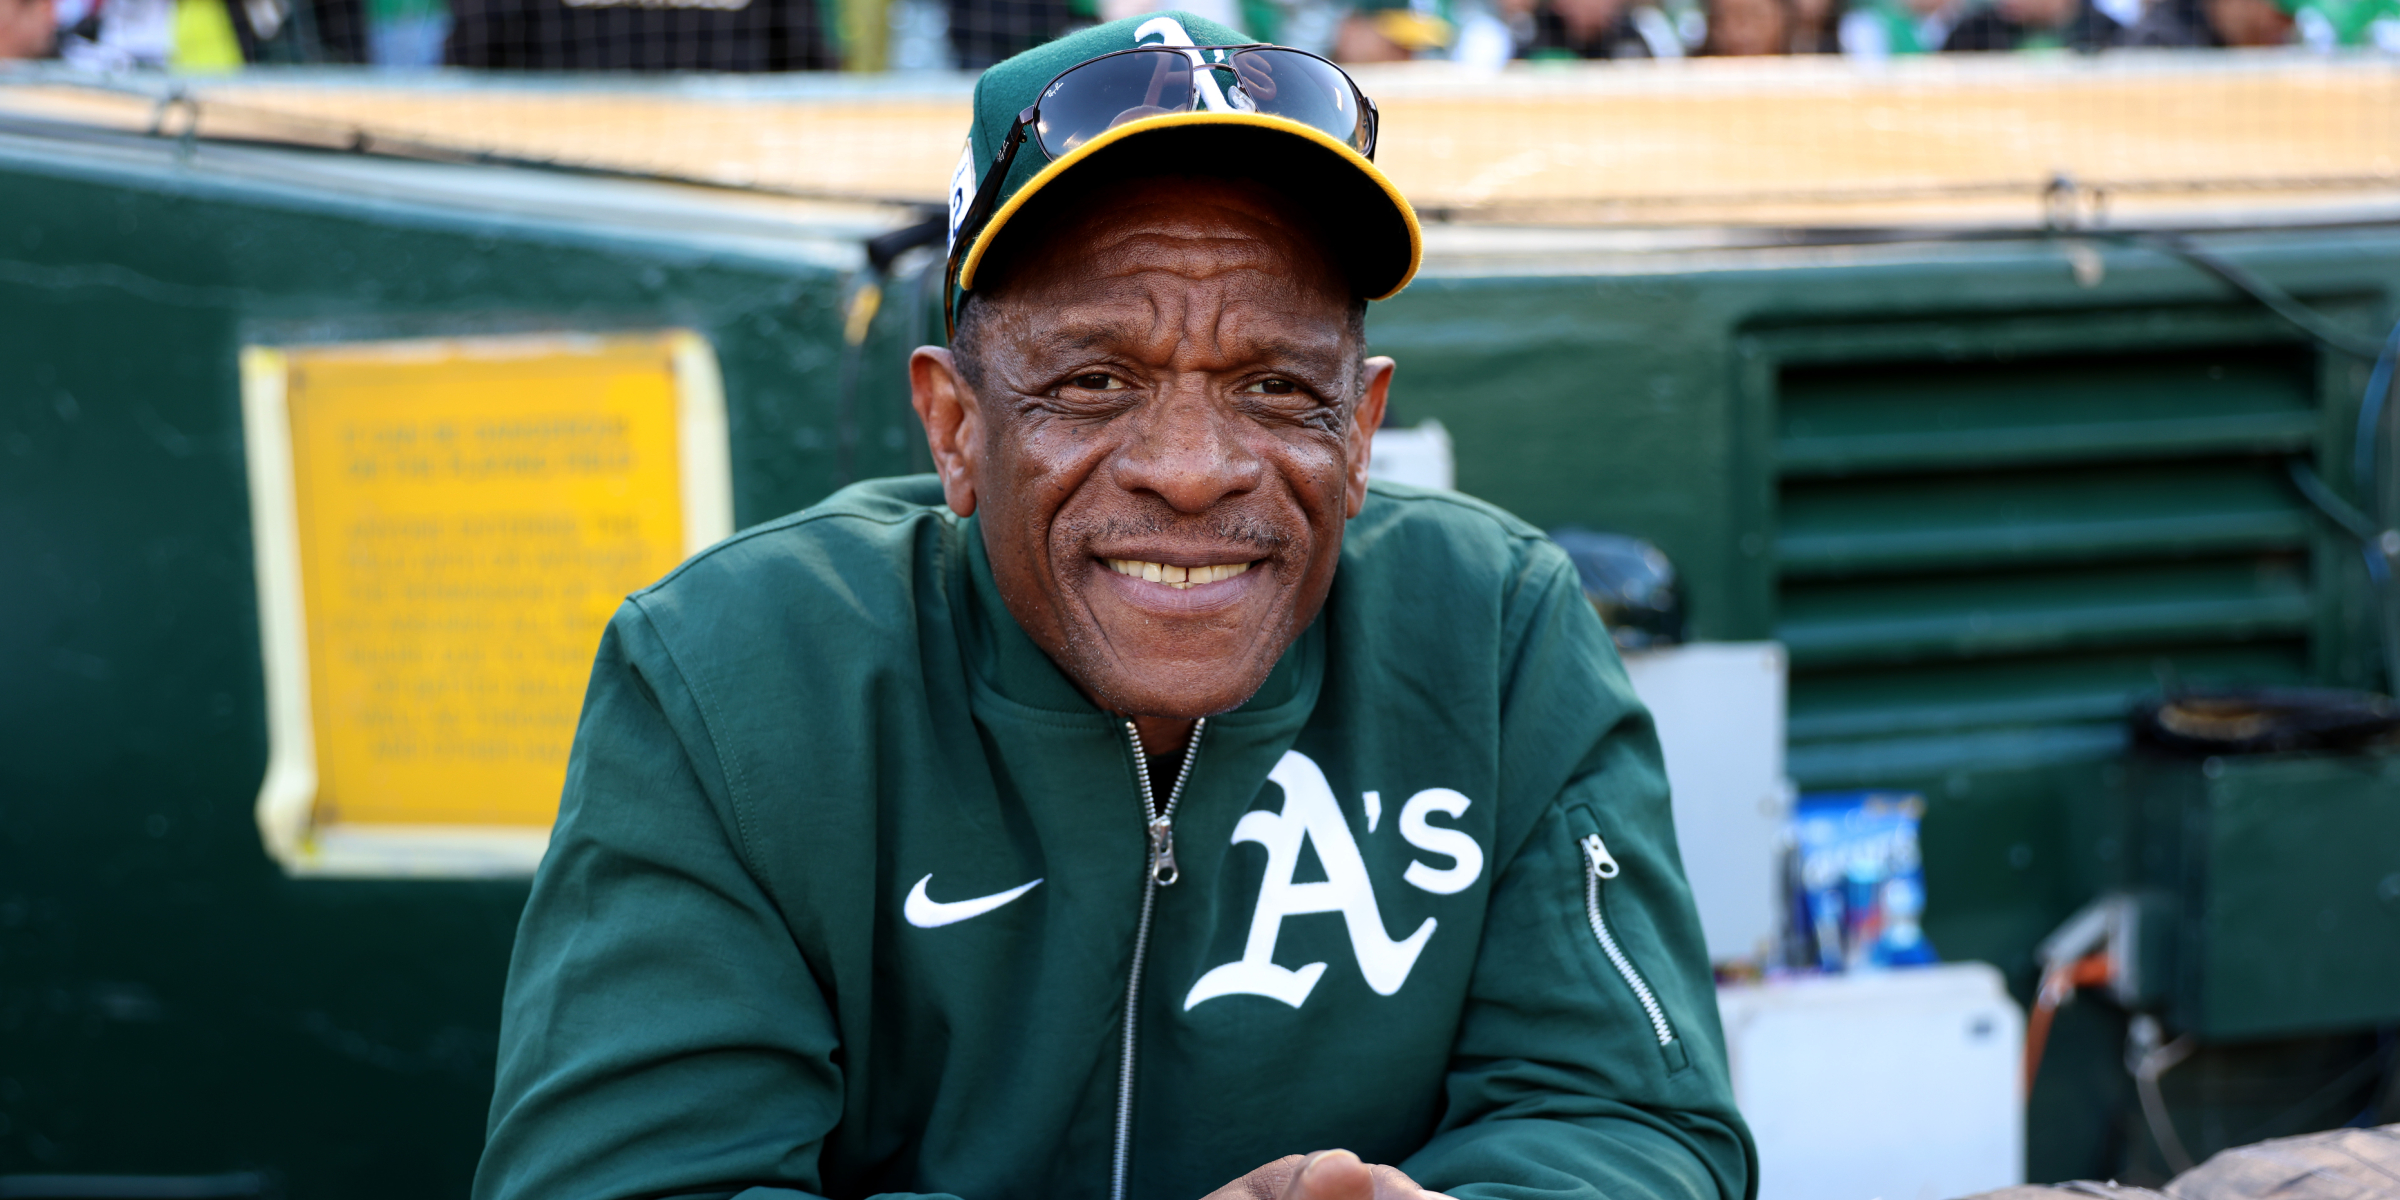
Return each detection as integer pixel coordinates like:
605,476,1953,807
1074,653,1280,722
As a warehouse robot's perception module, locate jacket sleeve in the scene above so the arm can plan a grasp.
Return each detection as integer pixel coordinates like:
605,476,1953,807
1399,547,1758,1200
474,602,954,1200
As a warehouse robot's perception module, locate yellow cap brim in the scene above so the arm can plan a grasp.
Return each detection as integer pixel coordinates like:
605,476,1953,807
955,110,1423,303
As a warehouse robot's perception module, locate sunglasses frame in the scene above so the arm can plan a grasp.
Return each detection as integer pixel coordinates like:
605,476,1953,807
943,42,1380,336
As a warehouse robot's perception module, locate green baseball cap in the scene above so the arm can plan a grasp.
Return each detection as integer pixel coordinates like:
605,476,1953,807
943,11,1423,321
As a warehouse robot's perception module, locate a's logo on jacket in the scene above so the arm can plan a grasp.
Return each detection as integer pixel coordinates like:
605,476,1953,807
1184,750,1485,1010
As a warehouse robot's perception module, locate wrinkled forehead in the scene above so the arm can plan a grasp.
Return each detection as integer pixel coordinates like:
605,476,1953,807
980,174,1356,315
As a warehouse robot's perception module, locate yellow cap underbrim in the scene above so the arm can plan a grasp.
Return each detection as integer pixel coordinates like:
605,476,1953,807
955,109,1423,303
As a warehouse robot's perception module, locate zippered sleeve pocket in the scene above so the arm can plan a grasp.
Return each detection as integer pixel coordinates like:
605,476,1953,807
1578,830,1692,1073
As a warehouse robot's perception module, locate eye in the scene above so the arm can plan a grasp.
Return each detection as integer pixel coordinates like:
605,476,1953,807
1240,378,1299,395
1067,372,1127,391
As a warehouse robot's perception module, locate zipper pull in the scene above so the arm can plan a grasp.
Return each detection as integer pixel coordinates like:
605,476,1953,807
1149,815,1179,886
1582,834,1621,879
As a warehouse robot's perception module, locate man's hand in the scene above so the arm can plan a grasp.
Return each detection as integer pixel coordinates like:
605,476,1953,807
1203,1149,1452,1200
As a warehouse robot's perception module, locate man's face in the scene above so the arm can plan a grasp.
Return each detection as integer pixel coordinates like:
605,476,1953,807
912,176,1393,721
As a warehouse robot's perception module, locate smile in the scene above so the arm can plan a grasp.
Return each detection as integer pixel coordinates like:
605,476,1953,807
1103,559,1254,590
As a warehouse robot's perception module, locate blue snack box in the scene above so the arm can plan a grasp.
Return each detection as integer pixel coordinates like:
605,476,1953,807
1786,790,1939,973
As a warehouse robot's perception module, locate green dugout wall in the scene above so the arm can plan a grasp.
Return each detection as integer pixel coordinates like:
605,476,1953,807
4,116,2396,1194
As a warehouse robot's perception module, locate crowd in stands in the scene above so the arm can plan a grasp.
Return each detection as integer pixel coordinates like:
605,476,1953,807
1311,0,2399,62
0,0,2392,73
914,0,2397,68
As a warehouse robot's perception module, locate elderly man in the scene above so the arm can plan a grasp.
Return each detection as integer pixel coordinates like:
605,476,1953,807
475,13,1753,1200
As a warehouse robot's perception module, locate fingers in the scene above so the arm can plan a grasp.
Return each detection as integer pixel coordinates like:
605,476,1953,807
1212,1149,1443,1200
1229,1154,1309,1200
1367,1161,1439,1200
1280,1150,1376,1200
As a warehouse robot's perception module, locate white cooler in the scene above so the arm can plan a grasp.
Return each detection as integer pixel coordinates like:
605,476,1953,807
1716,962,2026,1200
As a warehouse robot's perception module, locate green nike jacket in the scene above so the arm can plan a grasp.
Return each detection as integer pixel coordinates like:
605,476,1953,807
475,475,1756,1200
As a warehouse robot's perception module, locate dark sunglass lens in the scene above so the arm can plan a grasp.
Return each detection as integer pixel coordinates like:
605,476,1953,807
1034,50,1195,158
1231,50,1369,154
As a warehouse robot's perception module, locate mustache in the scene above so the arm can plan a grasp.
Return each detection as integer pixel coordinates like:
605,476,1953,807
1074,509,1292,553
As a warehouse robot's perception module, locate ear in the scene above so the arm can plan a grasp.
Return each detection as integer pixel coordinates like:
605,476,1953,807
911,346,983,518
1343,356,1395,519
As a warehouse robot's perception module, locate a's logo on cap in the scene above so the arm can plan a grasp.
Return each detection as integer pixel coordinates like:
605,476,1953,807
945,138,977,257
1131,16,1236,112
1132,14,1194,45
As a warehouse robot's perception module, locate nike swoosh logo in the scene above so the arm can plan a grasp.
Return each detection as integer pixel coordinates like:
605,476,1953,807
904,874,1042,928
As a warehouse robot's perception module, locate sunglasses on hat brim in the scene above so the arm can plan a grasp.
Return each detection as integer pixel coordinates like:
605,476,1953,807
944,43,1380,335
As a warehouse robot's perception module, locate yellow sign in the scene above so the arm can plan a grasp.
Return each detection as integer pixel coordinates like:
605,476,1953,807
243,331,731,875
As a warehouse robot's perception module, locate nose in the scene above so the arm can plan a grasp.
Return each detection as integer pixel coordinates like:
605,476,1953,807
1110,378,1264,514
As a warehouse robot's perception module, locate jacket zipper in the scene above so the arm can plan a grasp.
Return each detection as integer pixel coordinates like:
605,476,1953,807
1580,833,1677,1050
1111,717,1204,1200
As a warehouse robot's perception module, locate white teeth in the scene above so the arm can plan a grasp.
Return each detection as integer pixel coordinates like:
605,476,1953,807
1105,559,1253,590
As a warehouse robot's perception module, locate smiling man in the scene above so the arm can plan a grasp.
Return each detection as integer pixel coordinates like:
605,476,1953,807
476,13,1753,1200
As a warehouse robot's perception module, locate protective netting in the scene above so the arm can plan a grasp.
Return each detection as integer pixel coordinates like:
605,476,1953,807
16,0,2400,226
3,53,2396,228
440,0,836,71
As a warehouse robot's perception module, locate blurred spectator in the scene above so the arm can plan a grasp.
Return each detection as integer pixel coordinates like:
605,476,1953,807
52,0,385,64
2215,0,2295,39
446,0,831,67
1323,0,1529,67
2283,0,2395,45
1784,0,1834,44
1494,0,1536,44
2116,0,2289,41
0,0,53,56
1515,0,1690,56
1941,0,2117,48
365,0,449,63
2119,0,2210,40
1784,0,1838,48
1334,0,1453,59
304,0,370,60
170,0,247,65
56,0,170,64
1839,0,1962,54
1702,0,1785,50
1447,0,1517,64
